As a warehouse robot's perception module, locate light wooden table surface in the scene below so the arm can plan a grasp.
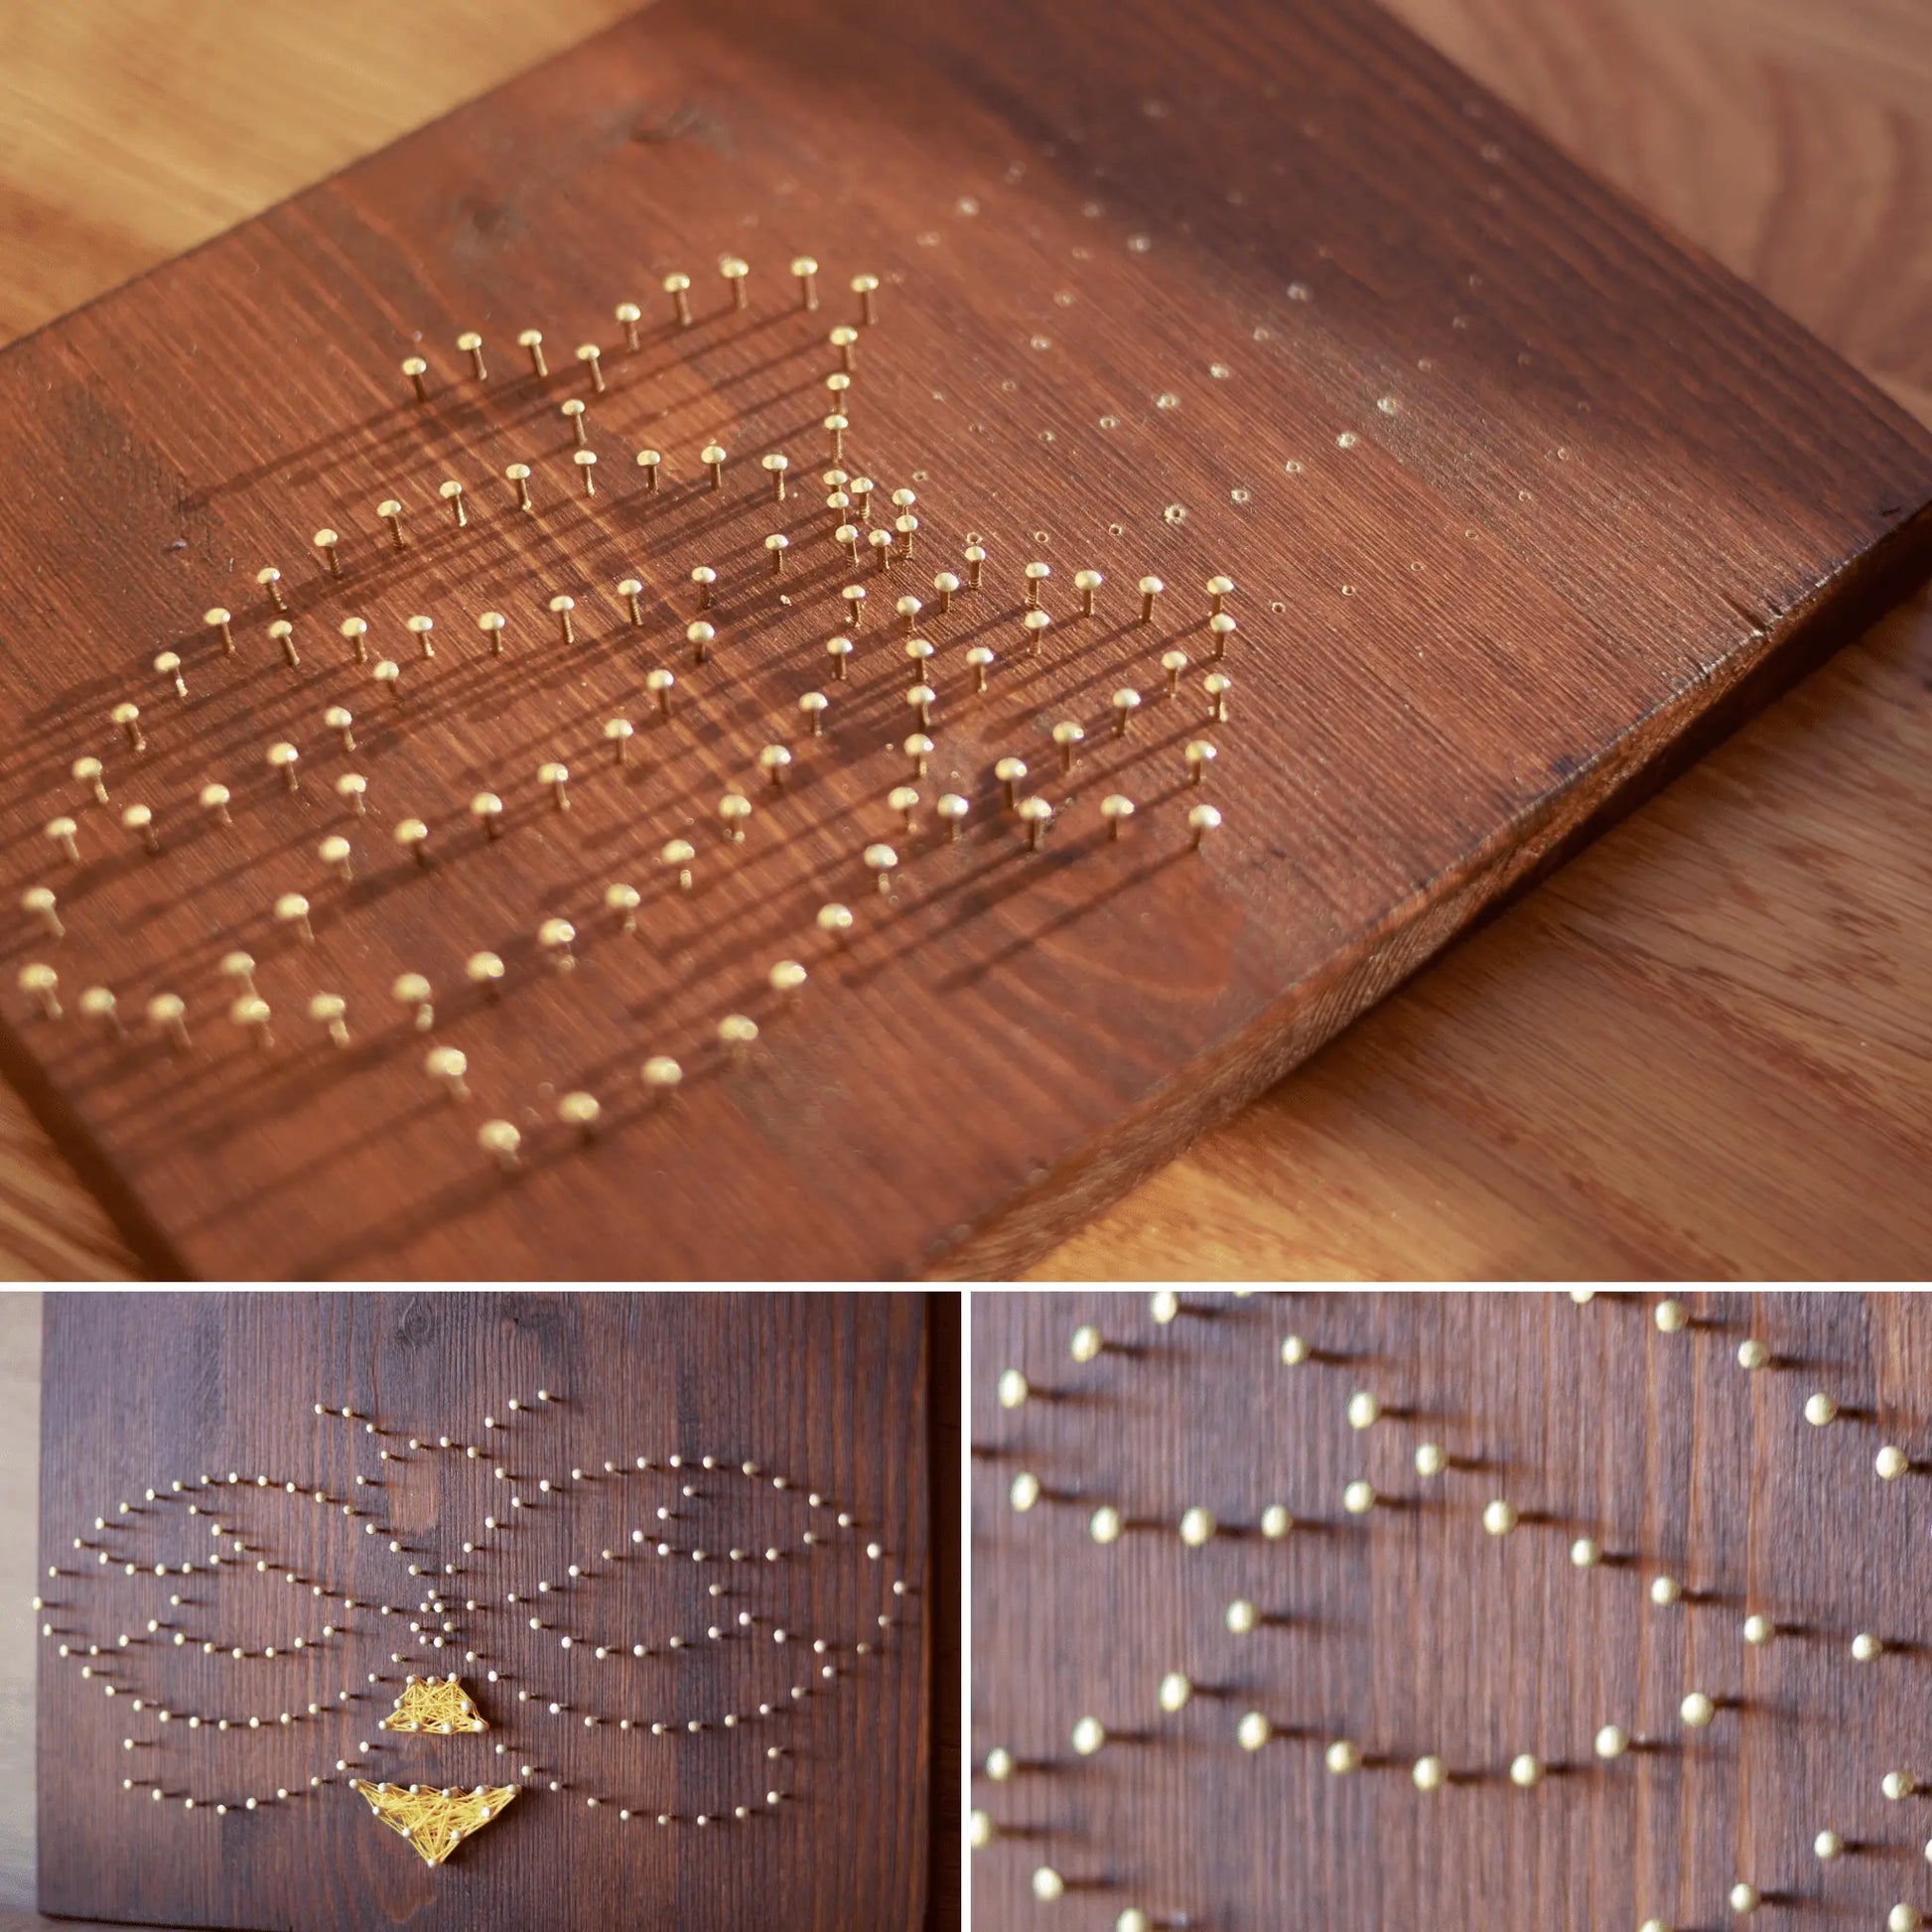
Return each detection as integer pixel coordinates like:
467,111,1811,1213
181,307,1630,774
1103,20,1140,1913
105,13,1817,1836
1,1,1926,1283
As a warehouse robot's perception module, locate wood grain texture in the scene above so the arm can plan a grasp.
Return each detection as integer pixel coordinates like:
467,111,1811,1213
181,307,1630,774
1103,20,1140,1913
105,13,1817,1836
972,1289,1932,1929
35,1291,939,1931
0,0,1926,1282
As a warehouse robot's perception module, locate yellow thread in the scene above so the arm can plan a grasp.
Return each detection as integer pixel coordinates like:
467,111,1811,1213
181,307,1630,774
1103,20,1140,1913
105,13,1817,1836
378,1673,487,1733
352,1781,518,1865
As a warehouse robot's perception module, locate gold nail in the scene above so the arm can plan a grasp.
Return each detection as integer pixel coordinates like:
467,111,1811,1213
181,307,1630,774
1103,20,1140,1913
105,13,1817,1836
897,596,923,637
269,619,299,668
759,745,792,789
72,757,108,806
393,972,434,1029
220,950,257,999
1189,802,1222,851
154,651,186,700
1185,740,1217,786
256,566,288,614
518,329,547,377
550,595,577,645
660,838,696,893
373,658,400,700
937,794,968,842
458,331,486,380
204,607,234,654
816,902,854,944
647,668,675,718
762,453,789,501
337,772,367,816
721,257,751,311
341,617,369,663
964,544,987,590
479,1120,521,1171
1018,797,1052,850
792,256,819,310
619,579,644,624
606,882,641,932
691,566,717,611
889,784,919,835
830,325,858,371
402,356,429,403
1075,569,1103,617
849,476,873,523
470,792,504,840
147,992,190,1052
635,448,661,491
798,690,829,736
559,1091,602,1141
642,1054,683,1098
308,992,349,1046
576,344,605,394
824,413,847,462
1207,574,1235,618
275,893,315,945
1023,610,1050,655
199,783,231,826
1101,794,1135,841
1204,671,1232,723
664,273,692,328
393,818,430,867
377,499,407,551
615,303,641,351
995,758,1028,809
907,683,935,731
932,571,959,615
687,621,715,664
79,986,123,1037
538,916,576,970
718,792,752,843
1209,614,1236,660
1052,721,1084,773
478,612,507,654
319,834,354,882
505,463,534,511
426,1045,470,1101
113,703,145,754
439,479,467,527
12,964,62,1028
1163,648,1189,696
21,887,63,941
314,528,342,579
325,705,355,753
870,528,893,573
851,273,879,326
467,953,504,1000
864,843,897,895
562,399,589,446
966,644,994,693
826,635,854,680
718,1014,759,1064
903,734,933,780
406,615,435,659
46,817,80,865
1113,687,1142,737
605,718,634,764
574,450,598,495
702,444,727,489
539,761,571,811
1139,575,1164,622
841,585,867,627
267,743,301,792
765,532,789,576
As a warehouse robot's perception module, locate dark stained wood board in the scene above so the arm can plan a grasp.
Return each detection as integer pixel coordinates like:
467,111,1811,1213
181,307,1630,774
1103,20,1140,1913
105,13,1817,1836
35,1291,943,1931
0,4,1927,1282
970,1290,1932,1930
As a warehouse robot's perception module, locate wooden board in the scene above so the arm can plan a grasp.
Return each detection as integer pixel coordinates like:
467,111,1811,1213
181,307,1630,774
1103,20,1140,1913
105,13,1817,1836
0,2,1927,1282
35,1290,944,1930
971,1289,1932,1928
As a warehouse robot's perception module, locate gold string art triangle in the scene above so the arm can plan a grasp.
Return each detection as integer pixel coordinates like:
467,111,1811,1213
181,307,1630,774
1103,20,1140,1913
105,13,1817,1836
378,1673,487,1733
352,1781,518,1865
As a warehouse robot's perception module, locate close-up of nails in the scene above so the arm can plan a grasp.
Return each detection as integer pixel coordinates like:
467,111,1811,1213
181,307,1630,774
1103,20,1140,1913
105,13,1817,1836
0,0,1922,1288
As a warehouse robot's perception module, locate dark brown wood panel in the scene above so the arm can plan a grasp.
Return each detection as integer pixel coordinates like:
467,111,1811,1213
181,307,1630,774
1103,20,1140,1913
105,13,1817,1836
971,1290,1932,1929
36,1291,938,1931
0,0,1927,1280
